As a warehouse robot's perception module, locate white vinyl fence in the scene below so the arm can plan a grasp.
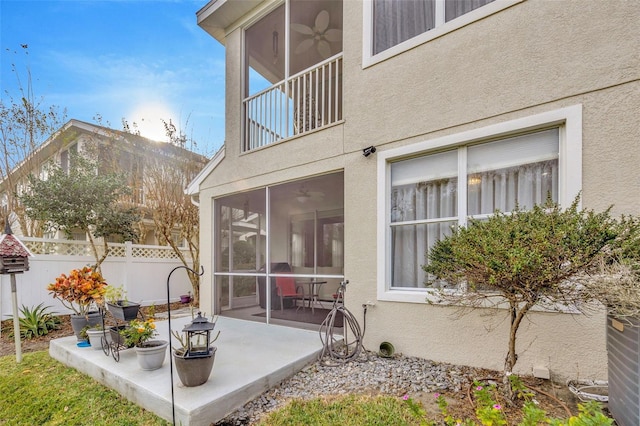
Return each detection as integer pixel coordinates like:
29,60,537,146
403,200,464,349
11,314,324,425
0,238,194,318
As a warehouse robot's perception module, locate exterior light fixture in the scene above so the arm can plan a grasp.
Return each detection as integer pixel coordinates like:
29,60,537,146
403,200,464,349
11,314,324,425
363,146,376,157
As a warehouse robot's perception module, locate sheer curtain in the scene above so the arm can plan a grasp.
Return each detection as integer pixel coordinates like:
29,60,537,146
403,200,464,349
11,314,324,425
389,129,559,288
467,160,558,216
444,0,494,22
391,179,456,288
373,0,434,55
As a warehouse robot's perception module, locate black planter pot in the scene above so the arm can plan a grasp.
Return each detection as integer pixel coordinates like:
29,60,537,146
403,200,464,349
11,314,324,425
106,301,141,321
70,311,102,341
173,347,217,387
109,325,134,349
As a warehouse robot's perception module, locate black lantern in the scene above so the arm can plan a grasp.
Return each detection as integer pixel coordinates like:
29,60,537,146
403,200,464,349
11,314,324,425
181,312,217,357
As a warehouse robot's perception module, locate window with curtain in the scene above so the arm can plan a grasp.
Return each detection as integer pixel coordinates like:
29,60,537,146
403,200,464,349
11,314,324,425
389,128,559,289
372,0,494,55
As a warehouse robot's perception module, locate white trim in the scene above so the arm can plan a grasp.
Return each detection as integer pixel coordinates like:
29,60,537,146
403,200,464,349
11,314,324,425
185,146,226,195
377,105,583,303
362,0,523,69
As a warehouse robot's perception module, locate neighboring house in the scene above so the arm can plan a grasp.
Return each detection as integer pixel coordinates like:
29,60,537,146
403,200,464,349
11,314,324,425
1,119,209,245
189,0,639,381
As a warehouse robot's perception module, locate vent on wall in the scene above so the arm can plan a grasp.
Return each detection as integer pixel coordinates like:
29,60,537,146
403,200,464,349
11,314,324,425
607,315,640,426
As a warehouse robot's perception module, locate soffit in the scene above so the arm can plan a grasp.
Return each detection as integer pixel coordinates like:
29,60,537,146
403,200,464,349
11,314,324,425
197,0,264,44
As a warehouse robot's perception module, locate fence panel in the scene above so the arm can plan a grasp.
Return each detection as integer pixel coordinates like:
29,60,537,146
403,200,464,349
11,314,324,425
0,239,194,318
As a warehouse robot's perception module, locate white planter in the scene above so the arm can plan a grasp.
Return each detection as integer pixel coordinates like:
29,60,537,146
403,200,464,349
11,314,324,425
135,340,169,371
86,329,107,350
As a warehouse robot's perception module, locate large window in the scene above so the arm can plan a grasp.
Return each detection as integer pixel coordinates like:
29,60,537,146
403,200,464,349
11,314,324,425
390,129,558,289
378,106,583,302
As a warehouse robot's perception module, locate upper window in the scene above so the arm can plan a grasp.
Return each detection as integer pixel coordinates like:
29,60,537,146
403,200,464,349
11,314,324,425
363,0,521,67
372,0,494,55
377,106,583,302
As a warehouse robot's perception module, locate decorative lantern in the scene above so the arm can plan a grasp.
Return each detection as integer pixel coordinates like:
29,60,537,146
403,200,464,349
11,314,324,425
181,312,216,358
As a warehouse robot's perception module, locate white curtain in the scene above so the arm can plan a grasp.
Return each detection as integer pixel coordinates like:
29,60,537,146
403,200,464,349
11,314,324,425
373,0,434,55
467,160,558,216
444,0,494,22
391,179,456,288
391,160,557,288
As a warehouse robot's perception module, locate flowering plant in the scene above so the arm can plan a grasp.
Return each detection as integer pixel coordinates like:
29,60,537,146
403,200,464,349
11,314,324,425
47,266,108,315
121,318,157,347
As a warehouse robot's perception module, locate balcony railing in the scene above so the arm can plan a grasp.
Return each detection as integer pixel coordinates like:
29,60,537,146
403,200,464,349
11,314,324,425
243,54,343,152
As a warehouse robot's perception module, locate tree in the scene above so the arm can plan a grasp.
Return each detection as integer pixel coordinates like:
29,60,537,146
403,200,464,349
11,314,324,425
143,152,205,304
19,154,140,272
0,45,67,235
423,196,629,394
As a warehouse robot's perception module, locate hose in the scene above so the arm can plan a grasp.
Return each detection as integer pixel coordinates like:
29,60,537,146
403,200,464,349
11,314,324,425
318,280,369,366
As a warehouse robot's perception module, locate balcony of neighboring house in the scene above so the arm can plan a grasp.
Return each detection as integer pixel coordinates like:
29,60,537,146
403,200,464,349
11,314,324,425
242,0,343,152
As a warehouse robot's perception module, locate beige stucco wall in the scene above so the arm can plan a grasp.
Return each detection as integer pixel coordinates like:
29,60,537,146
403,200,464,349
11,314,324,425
198,0,639,381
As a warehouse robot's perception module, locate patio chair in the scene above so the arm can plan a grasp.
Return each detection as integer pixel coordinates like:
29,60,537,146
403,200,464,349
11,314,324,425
275,276,305,311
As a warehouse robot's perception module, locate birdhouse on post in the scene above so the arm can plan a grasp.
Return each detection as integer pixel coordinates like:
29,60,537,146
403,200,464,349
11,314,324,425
0,222,32,274
0,222,34,363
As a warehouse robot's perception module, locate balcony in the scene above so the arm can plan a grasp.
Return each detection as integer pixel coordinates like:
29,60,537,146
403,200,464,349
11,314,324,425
243,54,343,152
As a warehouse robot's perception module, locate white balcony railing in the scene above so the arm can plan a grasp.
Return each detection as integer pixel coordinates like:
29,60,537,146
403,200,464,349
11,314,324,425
243,54,343,152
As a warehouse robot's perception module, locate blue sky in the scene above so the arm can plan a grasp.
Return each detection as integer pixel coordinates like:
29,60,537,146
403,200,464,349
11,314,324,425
1,0,226,155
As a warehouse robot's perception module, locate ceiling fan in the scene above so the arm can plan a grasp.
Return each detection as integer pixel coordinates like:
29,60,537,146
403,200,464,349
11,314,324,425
295,185,325,203
291,10,342,59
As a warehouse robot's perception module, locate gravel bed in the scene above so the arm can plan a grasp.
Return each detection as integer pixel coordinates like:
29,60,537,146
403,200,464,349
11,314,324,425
214,351,484,425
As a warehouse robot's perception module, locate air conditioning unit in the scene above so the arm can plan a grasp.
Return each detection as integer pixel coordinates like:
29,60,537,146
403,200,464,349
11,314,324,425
607,314,640,426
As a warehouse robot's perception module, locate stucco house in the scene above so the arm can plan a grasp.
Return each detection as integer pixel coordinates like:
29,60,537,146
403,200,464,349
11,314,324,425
1,119,209,245
188,0,639,382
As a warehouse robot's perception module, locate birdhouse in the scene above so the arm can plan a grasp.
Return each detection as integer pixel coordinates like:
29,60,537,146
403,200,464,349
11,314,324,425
0,223,33,275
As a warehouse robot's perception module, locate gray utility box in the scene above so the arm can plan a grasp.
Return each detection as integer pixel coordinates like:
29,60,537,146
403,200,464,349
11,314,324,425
607,314,640,426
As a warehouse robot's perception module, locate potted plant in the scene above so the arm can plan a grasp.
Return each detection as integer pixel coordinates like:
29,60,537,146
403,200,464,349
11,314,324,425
180,291,192,304
171,313,220,387
47,266,107,341
82,324,108,350
105,285,141,321
120,318,168,371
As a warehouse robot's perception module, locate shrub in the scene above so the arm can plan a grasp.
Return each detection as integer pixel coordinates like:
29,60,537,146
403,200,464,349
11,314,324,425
17,303,61,339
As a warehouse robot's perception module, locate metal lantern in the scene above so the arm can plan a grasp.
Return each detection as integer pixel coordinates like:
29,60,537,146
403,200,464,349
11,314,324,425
181,312,216,357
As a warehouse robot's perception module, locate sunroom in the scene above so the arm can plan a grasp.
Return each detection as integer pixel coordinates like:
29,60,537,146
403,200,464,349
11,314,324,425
213,172,345,327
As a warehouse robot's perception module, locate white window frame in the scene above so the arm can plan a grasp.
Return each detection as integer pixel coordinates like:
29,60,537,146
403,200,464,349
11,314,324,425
362,0,523,68
376,105,583,303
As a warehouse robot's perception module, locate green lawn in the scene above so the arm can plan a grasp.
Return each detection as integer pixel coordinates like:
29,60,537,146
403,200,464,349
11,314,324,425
0,351,169,426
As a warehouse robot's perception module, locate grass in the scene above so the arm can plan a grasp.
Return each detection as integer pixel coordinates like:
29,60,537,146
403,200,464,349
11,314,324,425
257,394,423,425
0,351,423,426
0,351,169,426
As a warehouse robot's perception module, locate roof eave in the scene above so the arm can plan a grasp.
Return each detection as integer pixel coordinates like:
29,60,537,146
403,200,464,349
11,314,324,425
196,0,264,44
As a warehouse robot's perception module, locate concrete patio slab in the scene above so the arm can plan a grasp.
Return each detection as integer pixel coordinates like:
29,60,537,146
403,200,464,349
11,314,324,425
49,316,324,425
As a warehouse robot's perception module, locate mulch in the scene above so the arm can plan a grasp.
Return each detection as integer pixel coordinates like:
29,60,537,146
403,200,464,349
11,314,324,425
0,302,186,358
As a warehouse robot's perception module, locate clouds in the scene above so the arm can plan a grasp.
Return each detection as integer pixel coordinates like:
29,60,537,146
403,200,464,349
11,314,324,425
1,0,226,153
